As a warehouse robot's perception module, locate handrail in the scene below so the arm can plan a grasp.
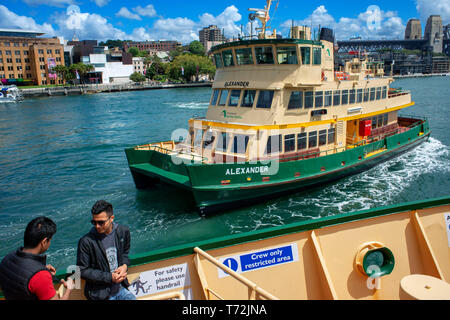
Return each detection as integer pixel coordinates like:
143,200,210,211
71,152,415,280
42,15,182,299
194,247,279,300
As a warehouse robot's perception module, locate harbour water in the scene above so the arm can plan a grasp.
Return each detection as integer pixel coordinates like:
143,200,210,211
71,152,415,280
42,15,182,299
0,77,449,271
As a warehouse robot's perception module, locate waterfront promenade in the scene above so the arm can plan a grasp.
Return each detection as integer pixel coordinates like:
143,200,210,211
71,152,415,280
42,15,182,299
20,81,213,98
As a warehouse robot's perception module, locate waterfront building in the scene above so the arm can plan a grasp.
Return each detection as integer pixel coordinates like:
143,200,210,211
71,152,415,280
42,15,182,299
132,57,145,75
123,41,181,55
0,28,65,85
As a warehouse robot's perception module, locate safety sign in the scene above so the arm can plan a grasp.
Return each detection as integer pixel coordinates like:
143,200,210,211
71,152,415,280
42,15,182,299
218,243,299,278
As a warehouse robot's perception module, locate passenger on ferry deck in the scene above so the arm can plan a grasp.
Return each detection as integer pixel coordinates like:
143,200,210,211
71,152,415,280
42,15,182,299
77,200,136,300
0,217,74,300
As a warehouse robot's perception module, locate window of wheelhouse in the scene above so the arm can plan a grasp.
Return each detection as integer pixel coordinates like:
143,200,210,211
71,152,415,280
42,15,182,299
214,53,223,68
222,50,234,67
277,46,298,65
255,46,274,64
313,47,321,65
333,90,341,106
304,91,314,108
235,48,254,65
318,129,327,146
284,134,296,152
324,91,332,107
382,86,387,99
288,91,303,109
228,90,241,107
218,90,229,106
308,131,318,148
256,90,274,109
300,47,310,65
210,89,220,106
315,91,323,108
297,132,307,150
241,90,256,107
194,129,203,147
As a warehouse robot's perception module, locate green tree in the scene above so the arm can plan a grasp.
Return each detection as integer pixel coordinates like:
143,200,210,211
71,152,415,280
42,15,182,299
130,72,146,83
127,47,140,57
165,53,215,82
188,41,205,56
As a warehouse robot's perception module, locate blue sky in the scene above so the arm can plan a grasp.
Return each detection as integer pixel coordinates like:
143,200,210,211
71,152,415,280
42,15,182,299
0,0,449,43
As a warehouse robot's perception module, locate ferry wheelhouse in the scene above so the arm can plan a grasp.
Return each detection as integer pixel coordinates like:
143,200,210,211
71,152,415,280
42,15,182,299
125,3,430,216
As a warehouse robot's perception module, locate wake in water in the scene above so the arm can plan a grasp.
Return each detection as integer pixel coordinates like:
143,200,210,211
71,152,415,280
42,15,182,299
226,137,449,233
164,102,209,109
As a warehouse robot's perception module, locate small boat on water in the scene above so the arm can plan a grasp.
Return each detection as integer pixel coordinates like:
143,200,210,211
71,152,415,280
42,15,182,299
0,85,23,103
125,1,431,216
1,196,444,300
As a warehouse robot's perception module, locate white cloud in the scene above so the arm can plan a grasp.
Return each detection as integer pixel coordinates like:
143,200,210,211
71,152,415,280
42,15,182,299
0,5,56,35
134,4,157,18
116,7,142,21
416,0,450,24
93,0,109,7
281,5,406,40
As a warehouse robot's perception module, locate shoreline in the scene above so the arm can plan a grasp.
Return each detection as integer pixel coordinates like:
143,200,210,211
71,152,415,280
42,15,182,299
19,81,213,98
393,73,450,79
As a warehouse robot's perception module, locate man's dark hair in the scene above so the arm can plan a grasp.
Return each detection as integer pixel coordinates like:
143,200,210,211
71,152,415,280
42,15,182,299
91,200,113,217
24,217,57,249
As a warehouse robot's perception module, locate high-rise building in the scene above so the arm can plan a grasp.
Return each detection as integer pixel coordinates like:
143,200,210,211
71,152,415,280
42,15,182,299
405,19,422,40
0,28,65,86
199,25,226,54
424,15,443,53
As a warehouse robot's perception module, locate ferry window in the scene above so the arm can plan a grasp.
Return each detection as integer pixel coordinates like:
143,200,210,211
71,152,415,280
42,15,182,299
222,50,235,67
382,86,387,99
211,89,220,106
371,116,377,129
235,48,254,65
194,129,203,147
377,115,383,127
364,88,370,102
218,90,229,106
304,91,314,109
214,54,223,68
376,87,382,100
241,90,256,108
288,91,303,109
232,134,249,154
349,89,356,104
256,90,274,109
216,132,230,152
228,90,241,107
203,130,216,149
284,134,296,152
319,129,327,146
333,90,341,106
313,47,321,65
383,113,388,126
255,46,274,64
315,91,323,108
301,47,311,65
277,47,298,65
265,134,281,155
370,88,376,101
324,91,332,107
357,89,363,103
328,128,336,144
341,90,349,105
297,133,307,150
308,131,318,148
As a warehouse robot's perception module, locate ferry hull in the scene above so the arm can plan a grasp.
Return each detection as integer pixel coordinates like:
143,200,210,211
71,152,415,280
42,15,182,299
125,119,430,216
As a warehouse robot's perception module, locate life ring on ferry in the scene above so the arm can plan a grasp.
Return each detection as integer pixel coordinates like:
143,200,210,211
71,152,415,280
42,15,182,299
321,71,325,81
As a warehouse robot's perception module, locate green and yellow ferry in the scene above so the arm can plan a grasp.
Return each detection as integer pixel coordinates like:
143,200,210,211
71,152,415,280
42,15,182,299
125,2,430,216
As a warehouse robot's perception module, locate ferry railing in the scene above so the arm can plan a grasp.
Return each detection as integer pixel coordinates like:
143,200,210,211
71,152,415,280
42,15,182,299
141,291,186,300
136,143,208,163
193,247,279,300
388,90,410,98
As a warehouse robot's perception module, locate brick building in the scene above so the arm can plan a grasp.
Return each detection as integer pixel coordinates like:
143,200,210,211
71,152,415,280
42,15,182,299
0,28,65,86
123,40,181,55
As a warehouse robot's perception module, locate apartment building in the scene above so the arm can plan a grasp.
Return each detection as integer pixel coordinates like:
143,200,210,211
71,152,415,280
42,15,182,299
0,28,65,85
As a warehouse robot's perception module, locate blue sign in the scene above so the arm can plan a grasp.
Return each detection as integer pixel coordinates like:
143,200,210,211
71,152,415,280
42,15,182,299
223,258,239,272
239,245,294,272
